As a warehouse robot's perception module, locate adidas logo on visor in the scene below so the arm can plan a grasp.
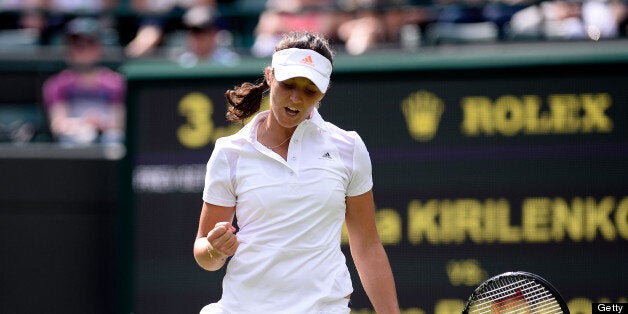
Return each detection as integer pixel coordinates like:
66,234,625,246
271,48,332,92
300,55,314,66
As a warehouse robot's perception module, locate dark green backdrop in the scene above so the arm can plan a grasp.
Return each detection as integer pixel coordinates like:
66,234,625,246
123,42,628,314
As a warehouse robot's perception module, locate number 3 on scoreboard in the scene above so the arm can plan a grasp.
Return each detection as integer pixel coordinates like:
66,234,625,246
177,92,214,149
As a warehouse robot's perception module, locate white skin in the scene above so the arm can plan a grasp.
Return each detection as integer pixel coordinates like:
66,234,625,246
193,67,400,313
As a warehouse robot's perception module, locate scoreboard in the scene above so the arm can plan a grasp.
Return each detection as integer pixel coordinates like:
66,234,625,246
122,44,628,313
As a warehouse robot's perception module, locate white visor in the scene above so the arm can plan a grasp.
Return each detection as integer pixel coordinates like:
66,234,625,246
271,48,332,93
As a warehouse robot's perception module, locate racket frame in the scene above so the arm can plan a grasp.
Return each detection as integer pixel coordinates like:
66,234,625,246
461,271,570,314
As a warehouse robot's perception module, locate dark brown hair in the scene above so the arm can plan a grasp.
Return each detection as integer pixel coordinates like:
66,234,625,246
225,32,334,123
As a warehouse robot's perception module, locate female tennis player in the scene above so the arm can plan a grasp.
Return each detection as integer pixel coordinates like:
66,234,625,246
193,31,400,314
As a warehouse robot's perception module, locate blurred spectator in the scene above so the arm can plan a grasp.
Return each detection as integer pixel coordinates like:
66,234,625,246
508,0,626,40
619,0,628,36
581,0,626,39
482,0,535,38
251,0,396,56
336,0,438,53
169,5,240,67
0,0,118,46
431,0,533,40
251,0,437,56
125,0,216,58
335,0,386,55
0,1,47,45
435,0,486,24
0,0,35,29
540,0,587,38
250,0,341,57
379,1,438,49
43,17,126,145
37,0,119,45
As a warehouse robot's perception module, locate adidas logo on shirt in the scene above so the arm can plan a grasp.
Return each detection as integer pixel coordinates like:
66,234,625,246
321,152,332,159
300,55,314,66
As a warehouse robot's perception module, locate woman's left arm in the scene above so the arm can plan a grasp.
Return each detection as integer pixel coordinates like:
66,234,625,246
345,189,400,314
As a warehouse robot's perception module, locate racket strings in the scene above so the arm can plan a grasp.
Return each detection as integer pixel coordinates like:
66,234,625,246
470,291,562,313
468,277,564,314
472,288,562,314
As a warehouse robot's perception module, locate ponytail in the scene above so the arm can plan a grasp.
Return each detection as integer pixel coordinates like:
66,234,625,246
225,78,269,123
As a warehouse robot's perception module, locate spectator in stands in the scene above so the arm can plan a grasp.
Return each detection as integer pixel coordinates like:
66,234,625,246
619,0,628,36
378,0,438,49
434,0,486,24
36,0,119,45
124,0,179,58
482,0,535,39
0,1,46,45
0,0,37,30
125,0,216,58
335,0,386,55
580,0,626,39
43,17,126,145
169,4,240,67
508,0,626,40
252,0,436,56
431,0,533,41
250,0,341,57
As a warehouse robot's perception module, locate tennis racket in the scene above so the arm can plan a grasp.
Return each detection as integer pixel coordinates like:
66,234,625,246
462,271,570,314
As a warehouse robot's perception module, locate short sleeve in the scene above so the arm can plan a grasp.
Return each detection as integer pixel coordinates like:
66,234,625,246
42,72,70,108
202,145,237,207
346,133,373,197
104,69,126,104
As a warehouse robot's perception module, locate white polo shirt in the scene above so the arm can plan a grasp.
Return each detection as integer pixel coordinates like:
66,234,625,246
202,109,373,313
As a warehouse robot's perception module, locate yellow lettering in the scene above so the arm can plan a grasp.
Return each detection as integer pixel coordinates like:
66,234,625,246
493,95,524,136
456,199,483,243
446,259,487,286
551,197,584,242
494,199,521,243
434,299,465,314
440,199,458,243
482,199,500,243
522,198,552,242
376,209,402,245
342,209,402,245
461,96,494,136
177,93,214,149
408,200,440,244
461,93,613,137
567,297,593,314
401,196,624,245
548,94,580,133
585,196,616,241
522,95,552,134
177,94,272,148
581,93,613,132
616,197,628,239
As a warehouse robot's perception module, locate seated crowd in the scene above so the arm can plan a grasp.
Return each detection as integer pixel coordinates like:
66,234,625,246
1,0,627,58
0,0,626,146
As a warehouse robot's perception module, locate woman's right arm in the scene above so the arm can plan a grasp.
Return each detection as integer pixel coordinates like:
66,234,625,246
193,202,239,271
